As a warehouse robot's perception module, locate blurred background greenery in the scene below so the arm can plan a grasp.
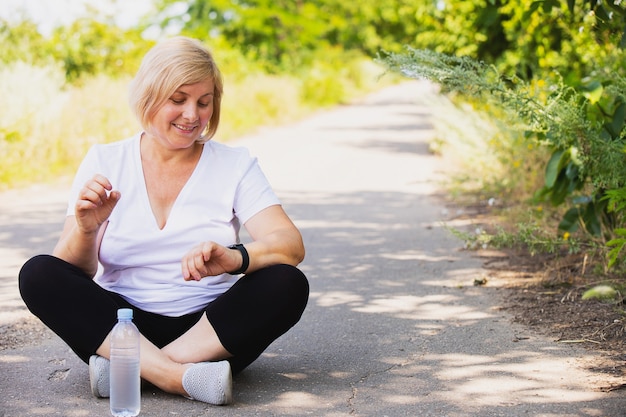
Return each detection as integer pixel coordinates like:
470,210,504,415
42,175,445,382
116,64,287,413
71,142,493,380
1,0,412,189
2,0,626,271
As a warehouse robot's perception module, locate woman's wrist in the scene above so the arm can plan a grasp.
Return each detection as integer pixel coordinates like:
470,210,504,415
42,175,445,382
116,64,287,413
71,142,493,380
227,244,249,275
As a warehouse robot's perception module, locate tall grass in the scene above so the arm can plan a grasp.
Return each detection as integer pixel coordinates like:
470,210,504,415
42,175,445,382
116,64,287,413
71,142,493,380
0,57,390,190
426,91,550,203
1,63,66,186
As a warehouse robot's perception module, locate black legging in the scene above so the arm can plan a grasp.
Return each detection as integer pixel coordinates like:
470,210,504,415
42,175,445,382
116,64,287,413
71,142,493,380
19,255,309,375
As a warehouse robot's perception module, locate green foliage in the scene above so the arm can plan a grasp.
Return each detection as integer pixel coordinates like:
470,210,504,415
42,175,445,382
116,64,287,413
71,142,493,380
218,74,302,138
604,188,626,268
0,16,152,84
382,46,626,267
408,1,510,60
0,19,53,66
606,228,626,269
158,0,325,72
298,49,381,106
381,0,626,271
381,48,586,138
48,19,152,83
541,148,584,206
408,1,626,84
448,221,581,256
156,0,426,71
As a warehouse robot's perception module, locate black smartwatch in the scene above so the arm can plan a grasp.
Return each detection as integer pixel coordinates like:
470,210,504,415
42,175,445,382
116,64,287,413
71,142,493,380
227,244,249,275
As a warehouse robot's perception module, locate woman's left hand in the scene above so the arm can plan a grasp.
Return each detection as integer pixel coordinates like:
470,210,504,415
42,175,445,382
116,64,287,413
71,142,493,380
181,242,240,281
181,205,304,281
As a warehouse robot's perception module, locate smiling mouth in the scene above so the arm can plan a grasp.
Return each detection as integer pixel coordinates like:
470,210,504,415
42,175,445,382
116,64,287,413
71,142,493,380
173,123,196,132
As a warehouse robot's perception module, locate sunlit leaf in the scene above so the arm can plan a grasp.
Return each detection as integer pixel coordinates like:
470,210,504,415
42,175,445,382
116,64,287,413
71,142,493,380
545,150,564,187
581,80,603,104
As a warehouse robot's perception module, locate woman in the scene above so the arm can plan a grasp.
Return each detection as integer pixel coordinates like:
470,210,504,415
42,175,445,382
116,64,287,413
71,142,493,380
18,36,309,406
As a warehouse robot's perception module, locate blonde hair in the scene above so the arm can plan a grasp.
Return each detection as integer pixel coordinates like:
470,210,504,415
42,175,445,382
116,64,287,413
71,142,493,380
129,36,223,142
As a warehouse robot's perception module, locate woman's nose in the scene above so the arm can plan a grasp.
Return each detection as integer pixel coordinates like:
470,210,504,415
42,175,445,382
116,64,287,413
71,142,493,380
182,105,198,121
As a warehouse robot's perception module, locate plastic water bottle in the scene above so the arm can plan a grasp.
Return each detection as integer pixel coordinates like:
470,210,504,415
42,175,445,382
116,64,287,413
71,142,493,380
110,308,141,417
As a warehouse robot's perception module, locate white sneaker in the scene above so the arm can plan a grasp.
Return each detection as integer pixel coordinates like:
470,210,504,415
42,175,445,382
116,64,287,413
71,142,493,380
182,361,232,405
88,355,110,398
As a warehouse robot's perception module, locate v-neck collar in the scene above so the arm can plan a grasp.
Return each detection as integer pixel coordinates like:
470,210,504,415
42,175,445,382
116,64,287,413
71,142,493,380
134,133,208,231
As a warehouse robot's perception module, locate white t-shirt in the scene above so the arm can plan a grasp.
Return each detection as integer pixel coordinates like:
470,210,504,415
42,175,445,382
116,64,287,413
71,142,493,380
66,133,280,316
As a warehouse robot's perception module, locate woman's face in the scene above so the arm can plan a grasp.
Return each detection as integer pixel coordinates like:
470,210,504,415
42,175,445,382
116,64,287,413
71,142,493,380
147,78,215,150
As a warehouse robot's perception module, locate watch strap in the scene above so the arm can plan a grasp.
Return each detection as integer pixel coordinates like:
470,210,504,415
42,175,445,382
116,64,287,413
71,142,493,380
227,243,249,275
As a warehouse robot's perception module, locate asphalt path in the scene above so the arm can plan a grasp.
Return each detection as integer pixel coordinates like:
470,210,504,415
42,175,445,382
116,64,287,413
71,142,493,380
1,81,625,416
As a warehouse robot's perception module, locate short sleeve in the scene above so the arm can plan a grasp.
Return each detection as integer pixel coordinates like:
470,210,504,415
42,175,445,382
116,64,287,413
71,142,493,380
232,156,280,225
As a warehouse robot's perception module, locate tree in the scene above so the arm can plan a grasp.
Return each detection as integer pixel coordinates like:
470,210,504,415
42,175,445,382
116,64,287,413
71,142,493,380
157,0,331,71
0,19,53,66
154,0,432,71
48,19,152,82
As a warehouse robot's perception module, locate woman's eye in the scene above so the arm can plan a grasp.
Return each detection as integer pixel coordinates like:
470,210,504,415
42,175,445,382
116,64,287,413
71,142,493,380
199,102,210,108
171,98,185,104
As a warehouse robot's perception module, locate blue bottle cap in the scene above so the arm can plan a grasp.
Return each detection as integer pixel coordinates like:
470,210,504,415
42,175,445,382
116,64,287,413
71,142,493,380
117,308,133,320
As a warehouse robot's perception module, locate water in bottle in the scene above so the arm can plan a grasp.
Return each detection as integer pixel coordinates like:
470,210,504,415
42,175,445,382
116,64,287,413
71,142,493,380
110,308,141,417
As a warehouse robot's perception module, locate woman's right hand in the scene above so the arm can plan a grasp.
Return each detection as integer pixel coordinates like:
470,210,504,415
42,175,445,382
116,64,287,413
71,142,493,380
75,174,121,234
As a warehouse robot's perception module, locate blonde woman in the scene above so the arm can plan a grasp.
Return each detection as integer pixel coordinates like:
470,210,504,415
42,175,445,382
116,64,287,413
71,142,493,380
19,36,309,406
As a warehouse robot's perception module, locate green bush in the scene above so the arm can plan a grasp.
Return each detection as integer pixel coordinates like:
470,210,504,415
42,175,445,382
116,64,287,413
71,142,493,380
383,46,626,270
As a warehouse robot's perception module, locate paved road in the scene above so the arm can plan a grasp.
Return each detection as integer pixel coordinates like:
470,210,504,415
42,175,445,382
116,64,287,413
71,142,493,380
1,81,625,416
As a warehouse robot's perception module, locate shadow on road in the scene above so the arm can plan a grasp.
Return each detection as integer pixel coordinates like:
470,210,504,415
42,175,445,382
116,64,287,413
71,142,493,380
0,192,65,323
225,188,619,416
